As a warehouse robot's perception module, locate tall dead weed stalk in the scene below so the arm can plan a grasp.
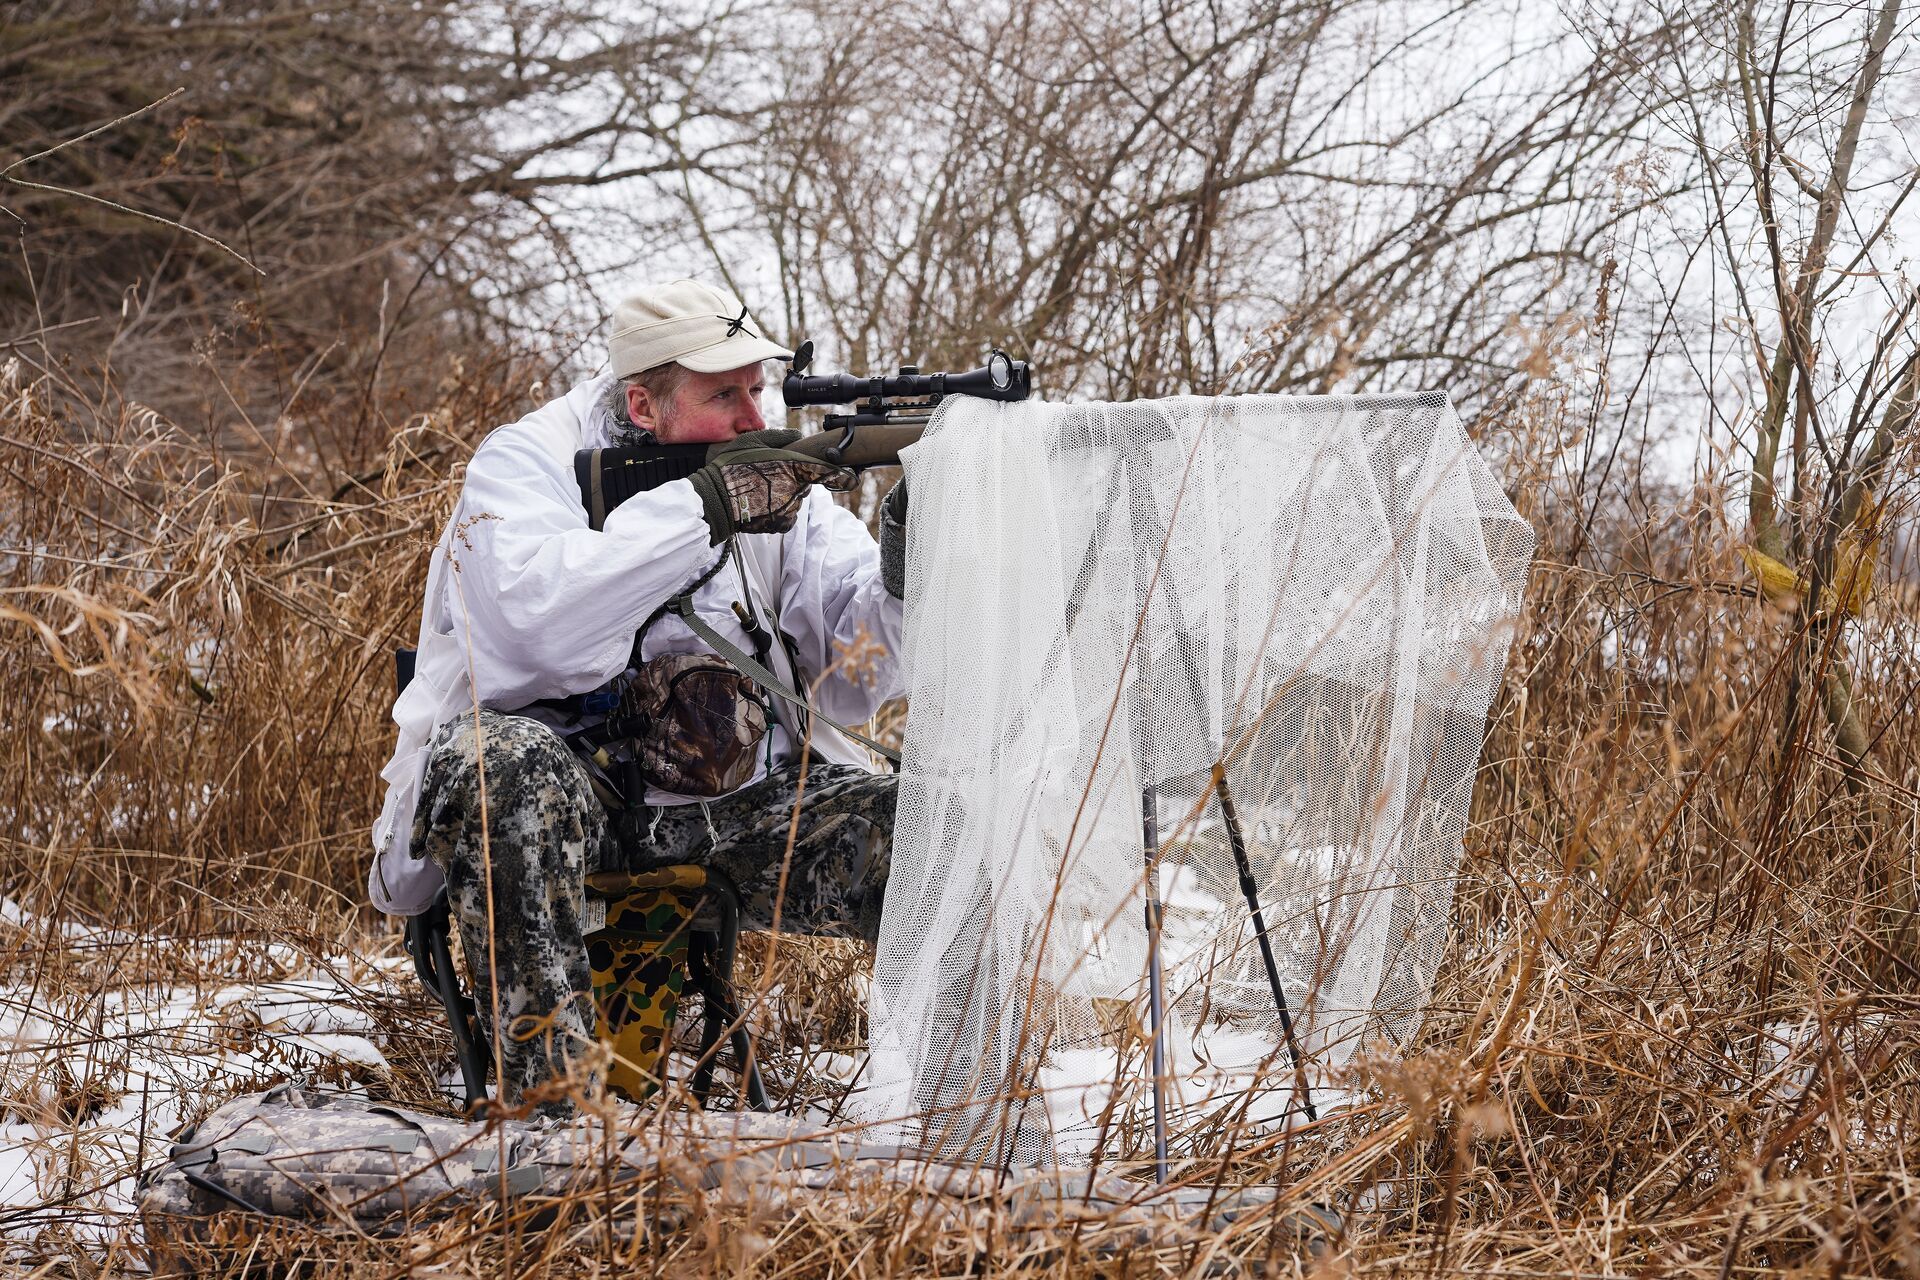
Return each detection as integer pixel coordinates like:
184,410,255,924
2,344,1917,1276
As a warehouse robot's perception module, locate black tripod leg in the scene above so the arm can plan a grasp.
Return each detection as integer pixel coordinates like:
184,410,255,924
1213,765,1317,1124
1143,789,1170,1183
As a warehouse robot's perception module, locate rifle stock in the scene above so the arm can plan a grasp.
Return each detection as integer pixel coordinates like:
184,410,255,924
787,423,929,470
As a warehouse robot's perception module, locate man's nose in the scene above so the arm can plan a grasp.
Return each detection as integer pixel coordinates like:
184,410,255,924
737,396,766,433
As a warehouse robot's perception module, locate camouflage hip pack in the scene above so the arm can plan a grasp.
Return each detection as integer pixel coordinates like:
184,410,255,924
623,651,768,797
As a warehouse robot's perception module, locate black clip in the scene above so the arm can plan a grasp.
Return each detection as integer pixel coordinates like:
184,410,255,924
822,423,856,465
731,601,776,666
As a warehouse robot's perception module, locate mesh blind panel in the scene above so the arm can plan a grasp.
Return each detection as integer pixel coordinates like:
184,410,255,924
862,394,1533,1165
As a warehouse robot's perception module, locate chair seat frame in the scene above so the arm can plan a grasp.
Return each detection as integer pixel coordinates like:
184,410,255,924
403,866,769,1111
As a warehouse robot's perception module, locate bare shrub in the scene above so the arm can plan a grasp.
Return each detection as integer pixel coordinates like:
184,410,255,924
2,0,761,462
748,0,1692,411
0,351,519,929
2,0,1919,1275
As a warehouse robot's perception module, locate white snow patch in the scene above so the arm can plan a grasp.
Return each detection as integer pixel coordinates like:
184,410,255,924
2,922,402,1251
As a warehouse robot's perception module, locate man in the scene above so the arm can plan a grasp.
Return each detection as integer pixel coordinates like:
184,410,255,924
369,279,907,1114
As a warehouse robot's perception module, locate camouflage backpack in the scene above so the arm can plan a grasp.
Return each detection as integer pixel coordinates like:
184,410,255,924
138,1083,1339,1266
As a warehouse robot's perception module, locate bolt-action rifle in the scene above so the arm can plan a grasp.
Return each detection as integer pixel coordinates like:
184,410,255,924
576,343,1033,521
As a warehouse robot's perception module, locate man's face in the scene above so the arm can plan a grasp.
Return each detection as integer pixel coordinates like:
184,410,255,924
628,363,767,445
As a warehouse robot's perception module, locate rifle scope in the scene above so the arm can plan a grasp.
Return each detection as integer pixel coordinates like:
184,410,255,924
782,341,1031,409
780,339,1033,468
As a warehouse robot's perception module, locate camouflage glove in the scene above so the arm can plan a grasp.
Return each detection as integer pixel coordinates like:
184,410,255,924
688,428,856,545
880,479,908,600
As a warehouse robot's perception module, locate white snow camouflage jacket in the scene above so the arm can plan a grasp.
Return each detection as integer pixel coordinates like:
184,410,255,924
369,374,904,916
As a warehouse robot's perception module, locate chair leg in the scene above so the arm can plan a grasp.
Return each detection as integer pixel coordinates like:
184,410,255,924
689,933,724,1106
404,888,490,1108
689,941,768,1111
696,873,770,1112
710,980,770,1112
431,923,491,1109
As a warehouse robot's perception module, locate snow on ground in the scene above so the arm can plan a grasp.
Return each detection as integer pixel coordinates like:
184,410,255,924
0,897,413,1253
2,886,1385,1257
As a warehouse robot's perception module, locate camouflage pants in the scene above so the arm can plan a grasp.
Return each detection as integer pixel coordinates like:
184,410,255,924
410,707,895,1115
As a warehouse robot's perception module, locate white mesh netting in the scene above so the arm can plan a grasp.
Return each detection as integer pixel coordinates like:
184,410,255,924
861,393,1534,1166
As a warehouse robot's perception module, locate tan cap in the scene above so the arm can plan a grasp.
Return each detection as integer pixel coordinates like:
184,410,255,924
607,279,791,378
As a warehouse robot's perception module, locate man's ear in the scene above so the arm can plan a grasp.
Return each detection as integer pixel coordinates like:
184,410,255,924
625,381,658,431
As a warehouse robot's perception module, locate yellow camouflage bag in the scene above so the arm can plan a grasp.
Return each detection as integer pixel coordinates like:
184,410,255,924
586,866,708,1101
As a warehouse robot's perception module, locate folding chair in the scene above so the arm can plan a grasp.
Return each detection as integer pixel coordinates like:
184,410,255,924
403,870,768,1110
394,648,769,1111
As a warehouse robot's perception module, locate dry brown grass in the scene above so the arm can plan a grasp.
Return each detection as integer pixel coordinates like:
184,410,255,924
3,342,1919,1278
0,346,529,932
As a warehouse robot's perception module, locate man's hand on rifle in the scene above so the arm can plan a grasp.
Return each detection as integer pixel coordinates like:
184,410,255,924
690,428,856,544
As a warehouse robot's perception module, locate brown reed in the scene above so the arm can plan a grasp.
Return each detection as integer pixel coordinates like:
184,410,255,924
2,347,1917,1277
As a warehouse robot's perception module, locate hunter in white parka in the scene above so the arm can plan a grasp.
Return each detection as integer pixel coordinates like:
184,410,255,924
368,371,904,917
370,279,907,1113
